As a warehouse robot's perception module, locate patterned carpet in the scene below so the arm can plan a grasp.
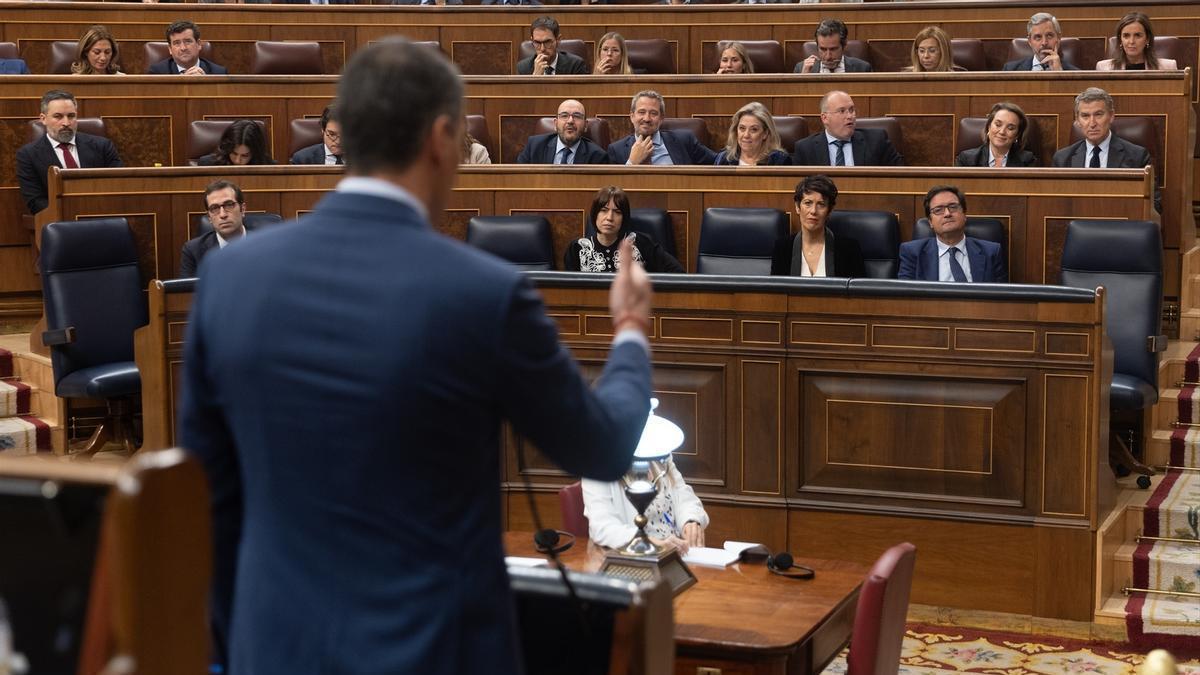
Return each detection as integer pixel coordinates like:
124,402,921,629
821,623,1200,674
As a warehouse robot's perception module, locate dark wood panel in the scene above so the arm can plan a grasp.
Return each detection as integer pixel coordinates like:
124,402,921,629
740,359,782,496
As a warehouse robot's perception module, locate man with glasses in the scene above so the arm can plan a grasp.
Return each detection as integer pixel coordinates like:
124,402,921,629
147,20,227,75
899,184,1006,282
180,180,247,277
792,90,902,166
516,99,609,164
515,17,586,75
291,105,343,165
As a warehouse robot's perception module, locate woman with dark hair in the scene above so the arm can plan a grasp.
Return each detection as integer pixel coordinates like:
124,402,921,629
564,186,683,273
770,175,866,278
1096,12,1176,70
954,101,1036,167
199,120,276,166
71,25,123,75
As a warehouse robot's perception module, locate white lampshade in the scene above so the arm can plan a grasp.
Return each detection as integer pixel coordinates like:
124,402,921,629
633,398,684,460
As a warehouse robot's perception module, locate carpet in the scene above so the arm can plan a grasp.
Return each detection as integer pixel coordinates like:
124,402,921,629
0,347,52,453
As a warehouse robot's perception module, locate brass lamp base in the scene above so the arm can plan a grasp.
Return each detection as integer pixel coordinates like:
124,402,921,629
600,545,696,596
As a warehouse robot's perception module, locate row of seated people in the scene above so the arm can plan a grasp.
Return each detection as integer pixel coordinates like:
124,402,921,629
181,175,1005,282
0,12,1185,76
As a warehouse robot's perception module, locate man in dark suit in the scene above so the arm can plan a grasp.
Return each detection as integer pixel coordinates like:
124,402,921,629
516,99,609,164
392,0,464,4
1002,13,1079,71
180,38,653,675
1052,87,1151,169
515,16,586,74
794,18,872,73
290,105,343,165
899,185,1006,283
15,90,122,215
180,180,248,277
607,90,717,165
146,20,227,74
792,90,903,167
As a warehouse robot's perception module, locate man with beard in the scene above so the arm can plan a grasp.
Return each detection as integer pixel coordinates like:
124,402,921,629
516,99,609,164
16,89,122,214
607,90,717,165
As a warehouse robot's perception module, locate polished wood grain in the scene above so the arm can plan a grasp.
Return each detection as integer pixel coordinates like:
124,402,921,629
504,531,865,675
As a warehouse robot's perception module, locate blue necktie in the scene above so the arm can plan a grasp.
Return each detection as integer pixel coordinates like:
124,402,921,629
949,247,968,282
832,140,847,166
557,147,572,165
1089,145,1101,168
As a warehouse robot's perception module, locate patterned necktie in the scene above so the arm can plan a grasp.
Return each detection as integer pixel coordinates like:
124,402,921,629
832,140,847,166
334,155,343,165
58,143,78,169
1089,145,1101,168
557,147,572,165
949,247,968,282
544,66,554,75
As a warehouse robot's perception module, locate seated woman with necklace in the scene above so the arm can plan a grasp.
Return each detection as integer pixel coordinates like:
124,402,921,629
564,186,684,273
770,175,866,278
954,101,1036,167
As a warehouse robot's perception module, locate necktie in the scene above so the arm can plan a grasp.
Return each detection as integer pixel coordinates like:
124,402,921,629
832,140,847,166
334,155,343,165
1089,145,1101,168
544,66,554,75
557,147,572,165
58,143,78,169
949,247,968,282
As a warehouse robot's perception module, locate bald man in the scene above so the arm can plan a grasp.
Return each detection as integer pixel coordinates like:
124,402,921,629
516,99,610,164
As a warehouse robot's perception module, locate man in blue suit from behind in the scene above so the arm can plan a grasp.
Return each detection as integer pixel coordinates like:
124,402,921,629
898,185,1006,283
180,38,654,675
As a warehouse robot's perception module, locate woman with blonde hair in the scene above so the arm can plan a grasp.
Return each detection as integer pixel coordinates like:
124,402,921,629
716,40,754,74
593,32,632,75
905,26,954,72
715,101,791,166
71,25,123,75
461,127,490,164
1096,12,1177,70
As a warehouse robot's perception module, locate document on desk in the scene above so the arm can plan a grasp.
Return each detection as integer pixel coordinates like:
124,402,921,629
682,541,766,568
505,556,550,568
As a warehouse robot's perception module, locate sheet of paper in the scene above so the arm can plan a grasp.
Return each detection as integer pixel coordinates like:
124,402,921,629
681,546,740,568
505,556,550,568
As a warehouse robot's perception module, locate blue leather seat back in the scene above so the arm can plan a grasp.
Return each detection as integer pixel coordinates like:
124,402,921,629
826,210,900,279
467,216,556,271
913,216,1008,272
696,208,787,276
585,208,676,259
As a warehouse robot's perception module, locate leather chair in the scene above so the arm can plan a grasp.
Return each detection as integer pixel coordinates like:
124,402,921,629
801,39,869,63
466,115,492,156
1069,117,1159,165
627,39,675,74
466,216,555,271
586,208,677,259
660,117,709,149
774,116,809,152
186,119,268,165
826,210,900,279
28,118,108,143
912,216,1008,272
251,41,323,75
1105,35,1184,67
0,42,19,59
696,208,788,276
727,40,784,73
144,41,216,69
289,117,324,157
1059,219,1164,484
855,117,902,156
40,218,147,457
1008,37,1082,69
950,38,987,71
195,212,284,238
531,116,612,149
49,40,77,74
845,542,917,675
955,117,1043,164
558,481,588,539
518,39,590,72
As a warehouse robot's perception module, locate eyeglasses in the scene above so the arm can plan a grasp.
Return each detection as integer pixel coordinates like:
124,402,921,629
206,200,241,215
531,38,557,48
556,112,585,121
323,129,341,142
929,203,963,216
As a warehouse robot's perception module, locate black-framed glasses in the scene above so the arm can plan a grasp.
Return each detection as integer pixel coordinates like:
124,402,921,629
323,129,341,142
556,112,585,121
206,200,241,215
930,203,962,216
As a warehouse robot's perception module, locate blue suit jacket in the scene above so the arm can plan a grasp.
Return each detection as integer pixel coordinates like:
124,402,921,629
146,57,227,74
607,129,717,165
289,142,333,165
179,189,651,674
516,132,610,164
897,236,1007,283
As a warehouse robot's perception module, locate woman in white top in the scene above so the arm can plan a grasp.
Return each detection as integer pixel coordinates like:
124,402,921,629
582,455,708,552
460,126,490,164
770,175,866,277
1096,12,1177,71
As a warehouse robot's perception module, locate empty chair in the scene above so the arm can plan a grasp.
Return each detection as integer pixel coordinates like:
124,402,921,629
531,116,613,149
557,481,588,539
913,216,1008,272
660,117,709,149
950,38,987,71
28,118,108,143
586,208,676,259
855,117,902,155
251,41,323,75
48,40,77,74
144,41,215,69
289,117,324,157
696,208,788,276
956,117,1042,164
627,39,675,74
186,119,268,165
40,218,147,457
774,116,809,152
518,39,589,72
1008,36,1083,69
845,542,917,675
466,216,555,271
826,210,900,279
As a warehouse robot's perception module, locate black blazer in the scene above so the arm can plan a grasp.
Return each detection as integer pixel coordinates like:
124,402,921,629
290,143,339,165
714,149,793,165
607,129,717,165
1051,134,1151,169
515,133,609,164
792,55,873,73
1001,56,1079,71
955,144,1037,167
770,228,866,278
515,50,586,75
180,231,221,278
147,57,227,74
792,128,903,167
16,133,122,214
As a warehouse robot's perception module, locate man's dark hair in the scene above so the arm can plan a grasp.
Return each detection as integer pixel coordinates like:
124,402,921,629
531,16,561,38
794,175,838,211
40,90,76,114
166,20,200,42
320,104,338,130
203,179,244,208
923,184,967,218
336,38,464,174
814,19,849,46
589,186,631,234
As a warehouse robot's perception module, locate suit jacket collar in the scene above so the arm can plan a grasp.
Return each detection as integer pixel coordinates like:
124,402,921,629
39,131,100,169
333,177,428,223
820,129,865,165
1070,134,1121,167
920,236,986,281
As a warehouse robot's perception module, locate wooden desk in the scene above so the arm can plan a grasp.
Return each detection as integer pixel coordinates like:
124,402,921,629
504,532,865,675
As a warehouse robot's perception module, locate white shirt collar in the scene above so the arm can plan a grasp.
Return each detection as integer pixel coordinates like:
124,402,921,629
324,143,339,163
1089,132,1113,155
215,227,246,248
554,136,582,155
46,132,76,150
936,237,967,258
988,146,1005,167
335,176,429,223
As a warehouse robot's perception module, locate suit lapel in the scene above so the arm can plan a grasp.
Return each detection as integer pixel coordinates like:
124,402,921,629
75,135,95,168
805,135,831,166
1070,142,1086,168
851,130,865,165
921,238,939,280
661,132,685,165
541,137,556,164
38,137,63,170
965,238,986,282
1107,137,1125,168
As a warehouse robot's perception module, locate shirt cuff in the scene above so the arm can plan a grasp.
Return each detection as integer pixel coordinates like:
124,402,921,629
613,327,650,355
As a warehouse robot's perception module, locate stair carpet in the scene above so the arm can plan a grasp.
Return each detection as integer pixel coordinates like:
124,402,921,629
0,347,53,453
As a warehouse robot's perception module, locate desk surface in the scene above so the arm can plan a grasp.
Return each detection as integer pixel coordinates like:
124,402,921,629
504,532,865,673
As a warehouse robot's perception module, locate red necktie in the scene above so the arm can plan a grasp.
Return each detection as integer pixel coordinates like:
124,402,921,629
58,143,78,169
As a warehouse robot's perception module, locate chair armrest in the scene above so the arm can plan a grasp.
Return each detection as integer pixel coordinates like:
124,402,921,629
1147,335,1167,353
42,327,76,346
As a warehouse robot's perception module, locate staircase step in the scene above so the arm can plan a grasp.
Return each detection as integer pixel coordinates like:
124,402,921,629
1146,429,1175,467
1095,593,1130,625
